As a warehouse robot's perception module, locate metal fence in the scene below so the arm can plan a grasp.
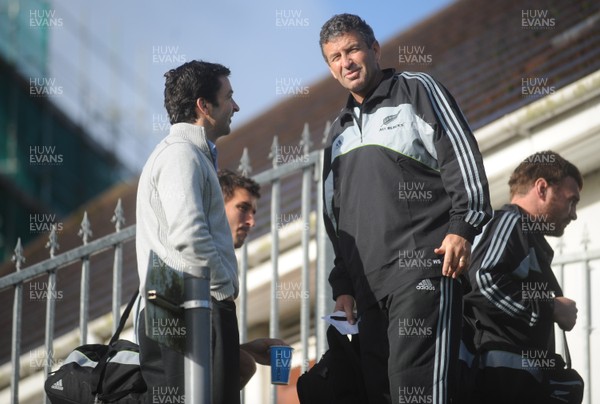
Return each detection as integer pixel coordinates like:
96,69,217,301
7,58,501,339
0,122,334,404
0,200,134,404
552,231,600,404
6,120,596,404
237,123,334,403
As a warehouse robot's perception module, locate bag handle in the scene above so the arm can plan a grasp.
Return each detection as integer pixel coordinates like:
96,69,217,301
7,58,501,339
109,289,140,345
91,289,140,395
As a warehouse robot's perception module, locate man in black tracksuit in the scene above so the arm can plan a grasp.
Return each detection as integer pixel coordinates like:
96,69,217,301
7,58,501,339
463,151,582,403
319,14,492,404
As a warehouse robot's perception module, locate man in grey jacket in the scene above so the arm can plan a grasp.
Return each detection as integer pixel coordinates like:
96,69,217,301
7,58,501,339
136,60,240,404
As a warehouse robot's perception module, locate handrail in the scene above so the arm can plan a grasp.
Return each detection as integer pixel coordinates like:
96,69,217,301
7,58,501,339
0,225,136,290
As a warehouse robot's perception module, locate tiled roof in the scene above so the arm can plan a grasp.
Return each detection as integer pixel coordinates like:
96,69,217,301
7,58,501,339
1,0,599,365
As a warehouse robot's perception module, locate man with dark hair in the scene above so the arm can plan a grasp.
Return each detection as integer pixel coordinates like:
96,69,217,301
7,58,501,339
463,150,582,403
508,151,583,203
163,61,234,125
216,169,287,389
136,60,240,404
319,13,492,404
218,169,261,248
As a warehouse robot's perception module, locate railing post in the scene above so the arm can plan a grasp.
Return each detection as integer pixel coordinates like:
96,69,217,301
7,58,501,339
111,199,125,334
11,239,25,404
238,147,252,404
316,123,333,359
581,227,591,404
78,211,92,344
183,269,212,404
238,243,249,404
238,147,252,346
44,225,60,404
300,123,313,373
268,135,281,404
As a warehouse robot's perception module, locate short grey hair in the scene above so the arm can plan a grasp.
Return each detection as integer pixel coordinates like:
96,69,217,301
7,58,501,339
319,13,376,59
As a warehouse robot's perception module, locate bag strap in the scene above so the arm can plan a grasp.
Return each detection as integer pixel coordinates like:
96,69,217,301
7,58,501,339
562,330,572,369
91,289,140,395
109,289,140,345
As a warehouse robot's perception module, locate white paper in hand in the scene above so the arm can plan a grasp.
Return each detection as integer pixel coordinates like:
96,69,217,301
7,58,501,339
322,310,360,335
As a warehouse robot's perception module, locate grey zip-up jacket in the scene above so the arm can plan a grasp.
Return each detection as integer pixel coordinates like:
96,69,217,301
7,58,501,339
136,123,238,308
323,69,492,311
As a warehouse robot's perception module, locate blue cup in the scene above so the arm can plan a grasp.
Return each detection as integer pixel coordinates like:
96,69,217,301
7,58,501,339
270,345,293,385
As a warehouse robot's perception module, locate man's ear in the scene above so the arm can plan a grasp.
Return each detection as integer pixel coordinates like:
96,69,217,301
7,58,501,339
534,178,549,200
372,40,381,62
196,98,210,115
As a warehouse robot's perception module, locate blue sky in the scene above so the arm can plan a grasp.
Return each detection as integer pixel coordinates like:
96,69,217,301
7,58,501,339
47,0,454,171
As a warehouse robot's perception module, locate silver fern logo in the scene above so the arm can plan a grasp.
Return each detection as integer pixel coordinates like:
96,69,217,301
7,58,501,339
382,110,401,126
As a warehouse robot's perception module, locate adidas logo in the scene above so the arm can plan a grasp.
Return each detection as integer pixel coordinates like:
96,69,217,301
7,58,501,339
50,379,64,391
416,279,435,291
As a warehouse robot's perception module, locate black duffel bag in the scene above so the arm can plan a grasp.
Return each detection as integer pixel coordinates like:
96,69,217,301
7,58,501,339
45,291,146,403
544,332,584,404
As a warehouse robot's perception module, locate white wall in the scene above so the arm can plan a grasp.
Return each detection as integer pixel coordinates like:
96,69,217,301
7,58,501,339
551,168,600,404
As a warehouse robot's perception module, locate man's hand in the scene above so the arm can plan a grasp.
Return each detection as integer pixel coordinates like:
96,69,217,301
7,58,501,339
434,234,472,278
240,338,287,366
334,294,356,324
554,297,578,331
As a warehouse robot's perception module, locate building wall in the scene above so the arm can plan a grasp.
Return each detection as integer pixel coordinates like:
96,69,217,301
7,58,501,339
0,60,127,261
553,168,600,404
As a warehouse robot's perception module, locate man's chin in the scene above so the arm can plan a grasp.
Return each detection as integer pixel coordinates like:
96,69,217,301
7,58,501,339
547,227,566,237
345,80,366,92
234,235,247,248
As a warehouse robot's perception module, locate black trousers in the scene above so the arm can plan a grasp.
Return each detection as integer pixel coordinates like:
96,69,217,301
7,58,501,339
138,298,240,404
358,276,463,404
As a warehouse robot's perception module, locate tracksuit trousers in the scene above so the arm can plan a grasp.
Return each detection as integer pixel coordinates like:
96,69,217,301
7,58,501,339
358,276,463,404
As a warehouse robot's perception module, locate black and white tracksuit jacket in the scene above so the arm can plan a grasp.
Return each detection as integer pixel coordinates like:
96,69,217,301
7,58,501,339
464,204,560,356
323,69,492,311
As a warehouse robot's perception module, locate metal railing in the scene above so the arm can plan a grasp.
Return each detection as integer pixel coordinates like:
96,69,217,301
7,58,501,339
552,229,600,404
2,122,598,404
0,199,134,404
237,122,334,404
0,122,335,404
3,122,599,404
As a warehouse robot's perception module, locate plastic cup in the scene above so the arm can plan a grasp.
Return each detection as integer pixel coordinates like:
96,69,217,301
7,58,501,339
270,345,293,385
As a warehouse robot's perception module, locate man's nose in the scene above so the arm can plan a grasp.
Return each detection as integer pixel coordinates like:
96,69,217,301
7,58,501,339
247,213,256,228
341,54,353,68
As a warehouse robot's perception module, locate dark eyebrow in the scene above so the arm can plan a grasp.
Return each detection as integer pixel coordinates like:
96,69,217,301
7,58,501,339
237,201,255,212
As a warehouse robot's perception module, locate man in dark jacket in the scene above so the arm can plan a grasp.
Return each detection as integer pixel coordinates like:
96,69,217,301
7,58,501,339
463,150,581,403
319,13,492,404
